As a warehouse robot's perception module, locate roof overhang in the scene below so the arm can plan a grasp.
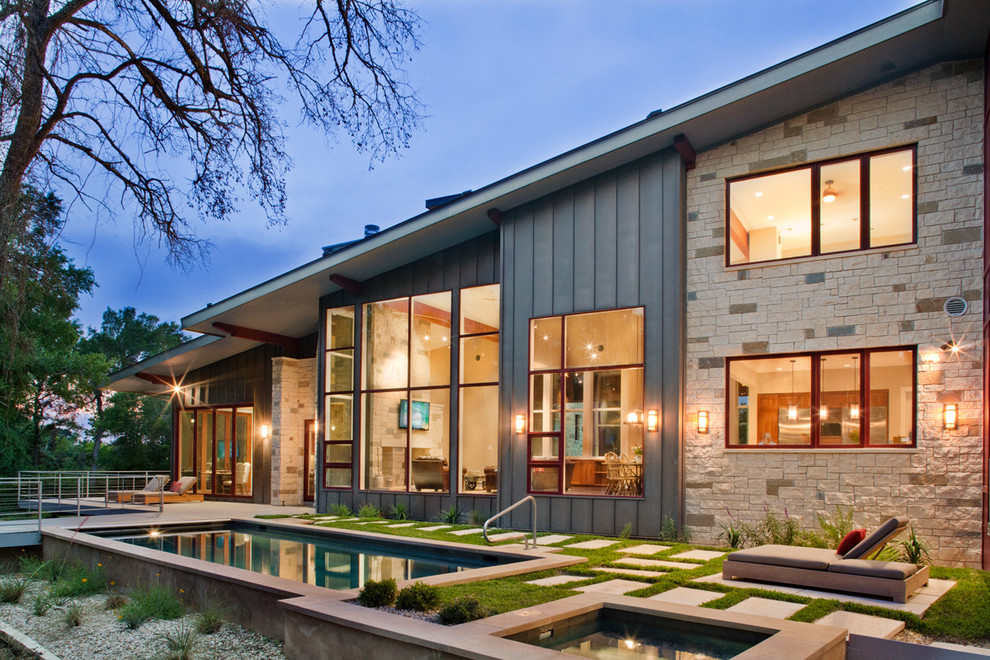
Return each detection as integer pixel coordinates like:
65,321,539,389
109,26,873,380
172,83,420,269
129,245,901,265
107,334,262,394
111,0,989,393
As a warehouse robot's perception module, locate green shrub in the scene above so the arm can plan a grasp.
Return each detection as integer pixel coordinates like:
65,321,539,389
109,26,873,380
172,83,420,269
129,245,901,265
105,592,127,610
160,621,199,660
195,591,231,634
390,503,408,521
899,526,933,565
437,596,492,625
469,509,485,526
357,503,382,519
395,582,441,612
20,557,64,582
0,576,30,603
658,515,692,543
119,601,150,629
49,564,105,599
438,507,463,525
31,592,52,616
800,506,855,549
357,578,397,608
740,506,798,547
119,584,186,628
328,503,352,517
619,522,633,540
716,520,744,549
62,602,83,628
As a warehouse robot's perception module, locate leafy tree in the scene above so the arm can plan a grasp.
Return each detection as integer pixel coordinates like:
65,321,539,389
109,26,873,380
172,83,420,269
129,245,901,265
79,307,185,469
0,0,423,283
0,187,106,473
95,392,172,471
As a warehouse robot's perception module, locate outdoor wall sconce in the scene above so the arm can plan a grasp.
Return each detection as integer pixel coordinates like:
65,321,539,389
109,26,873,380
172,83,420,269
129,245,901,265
944,403,957,431
697,410,709,434
646,409,659,433
260,424,270,439
514,414,526,434
940,341,960,354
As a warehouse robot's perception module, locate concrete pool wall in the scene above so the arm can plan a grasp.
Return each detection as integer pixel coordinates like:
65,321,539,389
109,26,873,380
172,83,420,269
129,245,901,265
41,518,583,643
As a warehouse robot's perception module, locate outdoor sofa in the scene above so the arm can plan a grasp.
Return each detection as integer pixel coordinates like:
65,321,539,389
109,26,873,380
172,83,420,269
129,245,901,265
132,476,203,504
722,516,929,603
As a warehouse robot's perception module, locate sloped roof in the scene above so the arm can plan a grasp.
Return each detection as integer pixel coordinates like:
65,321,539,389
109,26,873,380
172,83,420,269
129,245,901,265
110,0,989,392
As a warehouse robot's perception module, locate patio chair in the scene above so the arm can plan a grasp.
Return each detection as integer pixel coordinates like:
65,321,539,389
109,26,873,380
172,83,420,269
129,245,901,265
131,476,204,504
722,516,928,602
106,475,170,504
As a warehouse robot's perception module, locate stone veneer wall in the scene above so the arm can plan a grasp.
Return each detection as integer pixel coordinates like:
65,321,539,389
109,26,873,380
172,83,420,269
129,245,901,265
271,357,317,505
684,61,985,567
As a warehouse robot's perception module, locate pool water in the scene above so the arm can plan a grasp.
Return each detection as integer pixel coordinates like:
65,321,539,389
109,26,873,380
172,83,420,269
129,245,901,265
507,609,769,659
107,522,513,590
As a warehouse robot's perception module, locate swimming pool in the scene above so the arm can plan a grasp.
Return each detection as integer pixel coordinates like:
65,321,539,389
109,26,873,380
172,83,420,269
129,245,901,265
97,520,517,590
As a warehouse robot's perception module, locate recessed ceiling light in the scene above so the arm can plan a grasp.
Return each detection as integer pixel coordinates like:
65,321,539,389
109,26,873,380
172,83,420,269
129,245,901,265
767,215,774,220
755,191,763,197
902,165,911,171
901,194,910,199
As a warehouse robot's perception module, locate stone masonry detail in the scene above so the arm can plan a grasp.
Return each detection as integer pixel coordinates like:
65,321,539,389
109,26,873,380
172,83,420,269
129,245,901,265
271,357,317,506
684,61,984,567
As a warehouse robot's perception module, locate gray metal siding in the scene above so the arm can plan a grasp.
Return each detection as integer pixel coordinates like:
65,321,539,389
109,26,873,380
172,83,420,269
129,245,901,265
500,148,685,537
177,343,276,504
317,232,501,518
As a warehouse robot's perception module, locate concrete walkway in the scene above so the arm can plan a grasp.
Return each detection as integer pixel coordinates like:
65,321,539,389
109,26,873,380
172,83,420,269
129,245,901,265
36,501,315,532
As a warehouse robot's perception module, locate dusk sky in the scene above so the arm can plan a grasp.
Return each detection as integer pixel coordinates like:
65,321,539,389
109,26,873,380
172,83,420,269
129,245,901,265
59,0,921,334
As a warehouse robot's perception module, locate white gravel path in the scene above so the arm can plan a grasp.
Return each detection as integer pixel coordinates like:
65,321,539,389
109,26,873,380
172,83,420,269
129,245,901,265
0,583,284,659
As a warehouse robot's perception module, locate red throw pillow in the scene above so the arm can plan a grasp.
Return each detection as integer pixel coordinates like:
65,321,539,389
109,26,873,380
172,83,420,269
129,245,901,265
169,482,183,493
837,529,867,555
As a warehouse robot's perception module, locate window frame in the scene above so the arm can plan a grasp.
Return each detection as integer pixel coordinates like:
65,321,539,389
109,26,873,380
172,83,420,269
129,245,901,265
724,346,918,449
724,145,917,267
527,306,646,497
173,402,255,497
323,306,355,490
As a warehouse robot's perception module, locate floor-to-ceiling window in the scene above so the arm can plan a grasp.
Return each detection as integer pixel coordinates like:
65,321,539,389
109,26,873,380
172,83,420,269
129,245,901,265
458,284,499,493
361,293,452,492
175,404,254,496
528,308,645,496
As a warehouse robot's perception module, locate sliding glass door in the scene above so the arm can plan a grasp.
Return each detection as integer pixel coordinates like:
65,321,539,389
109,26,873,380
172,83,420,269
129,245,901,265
175,405,254,497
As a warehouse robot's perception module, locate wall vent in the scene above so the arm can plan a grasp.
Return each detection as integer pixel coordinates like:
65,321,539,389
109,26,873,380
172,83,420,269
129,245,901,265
943,296,968,317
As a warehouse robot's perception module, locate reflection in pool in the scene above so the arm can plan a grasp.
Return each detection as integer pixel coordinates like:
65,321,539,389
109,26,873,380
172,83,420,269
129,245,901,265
110,522,511,590
507,608,769,659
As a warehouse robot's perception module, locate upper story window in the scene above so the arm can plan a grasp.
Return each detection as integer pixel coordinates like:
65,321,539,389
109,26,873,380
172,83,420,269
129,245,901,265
726,347,916,449
726,146,916,265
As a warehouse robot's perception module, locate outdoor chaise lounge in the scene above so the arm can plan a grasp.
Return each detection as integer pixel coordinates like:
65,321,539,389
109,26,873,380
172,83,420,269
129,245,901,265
105,476,169,504
722,516,929,603
131,476,203,504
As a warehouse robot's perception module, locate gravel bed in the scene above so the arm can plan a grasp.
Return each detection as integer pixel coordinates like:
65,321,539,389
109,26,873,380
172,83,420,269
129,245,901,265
0,583,284,659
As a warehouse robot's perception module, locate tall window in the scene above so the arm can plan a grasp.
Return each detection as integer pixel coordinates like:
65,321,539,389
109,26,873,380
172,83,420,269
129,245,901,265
726,347,916,448
458,285,500,493
727,146,915,265
528,308,644,496
361,293,452,492
175,404,254,496
324,306,355,489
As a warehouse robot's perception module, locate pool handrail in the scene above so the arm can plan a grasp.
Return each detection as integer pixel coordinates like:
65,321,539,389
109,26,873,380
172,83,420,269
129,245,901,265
483,496,536,549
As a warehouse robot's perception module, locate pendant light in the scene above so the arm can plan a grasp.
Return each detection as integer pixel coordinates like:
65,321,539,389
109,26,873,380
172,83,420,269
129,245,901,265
849,356,860,420
822,179,838,203
819,357,828,419
787,359,798,421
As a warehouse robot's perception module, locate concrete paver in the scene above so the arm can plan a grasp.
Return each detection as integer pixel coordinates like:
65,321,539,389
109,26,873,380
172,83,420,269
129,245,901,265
670,549,724,561
576,579,649,595
565,540,620,550
617,544,670,555
726,597,804,619
648,587,722,606
525,575,588,587
815,611,904,639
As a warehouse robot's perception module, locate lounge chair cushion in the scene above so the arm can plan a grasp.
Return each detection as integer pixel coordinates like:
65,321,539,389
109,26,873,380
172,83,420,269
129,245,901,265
828,559,920,580
843,516,908,560
144,477,165,492
726,545,840,571
171,476,197,494
836,529,867,555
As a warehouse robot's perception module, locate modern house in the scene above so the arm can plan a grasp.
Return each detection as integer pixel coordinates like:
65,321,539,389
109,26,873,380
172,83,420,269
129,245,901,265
110,0,990,568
